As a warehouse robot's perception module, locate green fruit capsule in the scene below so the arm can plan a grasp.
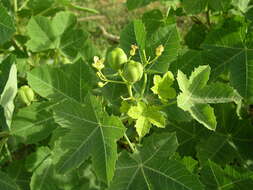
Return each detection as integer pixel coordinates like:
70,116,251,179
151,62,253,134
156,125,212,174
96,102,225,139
122,60,143,83
107,47,128,70
18,85,35,106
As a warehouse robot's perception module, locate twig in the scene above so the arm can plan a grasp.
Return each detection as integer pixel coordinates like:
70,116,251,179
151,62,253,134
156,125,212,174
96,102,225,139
68,3,99,14
98,25,120,43
124,133,136,153
78,15,106,22
190,16,209,30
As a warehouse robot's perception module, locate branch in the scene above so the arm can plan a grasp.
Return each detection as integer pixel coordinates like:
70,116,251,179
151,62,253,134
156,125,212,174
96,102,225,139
98,25,120,43
78,15,106,22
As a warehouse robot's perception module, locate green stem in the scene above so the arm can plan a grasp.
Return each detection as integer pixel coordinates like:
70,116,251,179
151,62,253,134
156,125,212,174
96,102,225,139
127,84,133,98
148,56,159,65
103,79,126,84
141,73,147,97
124,133,135,152
68,3,99,14
5,143,12,162
142,50,149,66
13,0,18,12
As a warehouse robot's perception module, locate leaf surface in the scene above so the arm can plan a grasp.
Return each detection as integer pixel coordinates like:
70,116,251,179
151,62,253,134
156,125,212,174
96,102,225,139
0,171,20,190
109,133,204,190
177,65,242,130
52,94,125,184
0,4,15,45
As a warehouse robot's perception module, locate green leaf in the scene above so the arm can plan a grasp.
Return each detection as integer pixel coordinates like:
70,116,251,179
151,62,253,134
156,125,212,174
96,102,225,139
145,17,180,73
182,0,232,14
0,55,17,127
11,102,56,144
6,160,31,190
119,20,146,59
177,65,242,130
209,0,232,11
170,49,205,77
109,133,204,190
128,102,166,138
142,9,164,36
181,157,198,173
0,171,20,190
0,3,15,45
27,0,54,15
120,16,180,73
164,104,192,123
59,29,88,59
196,104,253,166
151,71,176,101
232,0,251,13
52,94,125,184
26,12,86,59
26,16,56,52
30,150,79,190
184,24,207,49
25,146,51,172
52,12,77,37
133,20,146,49
135,116,152,139
200,160,253,190
27,60,95,102
30,157,58,190
201,19,253,103
182,0,207,14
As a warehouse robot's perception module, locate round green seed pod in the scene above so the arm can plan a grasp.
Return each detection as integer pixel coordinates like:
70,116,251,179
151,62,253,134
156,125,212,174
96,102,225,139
107,47,128,70
121,60,143,83
18,85,35,105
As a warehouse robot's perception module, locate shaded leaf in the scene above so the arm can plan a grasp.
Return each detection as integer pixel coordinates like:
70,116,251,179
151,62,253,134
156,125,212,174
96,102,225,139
109,133,204,190
52,94,125,184
0,171,20,190
11,102,56,144
0,3,15,45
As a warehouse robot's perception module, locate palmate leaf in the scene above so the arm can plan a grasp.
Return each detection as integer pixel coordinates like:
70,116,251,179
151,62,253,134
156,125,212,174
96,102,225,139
165,120,210,156
109,133,204,190
27,59,95,102
128,102,166,138
52,94,125,185
26,11,87,59
196,104,253,167
177,65,242,130
0,3,15,45
201,19,253,103
6,160,31,190
0,171,20,190
151,71,176,101
200,160,253,190
26,16,56,52
27,59,122,184
30,154,80,190
182,0,232,14
10,102,56,144
26,11,76,51
145,17,180,73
